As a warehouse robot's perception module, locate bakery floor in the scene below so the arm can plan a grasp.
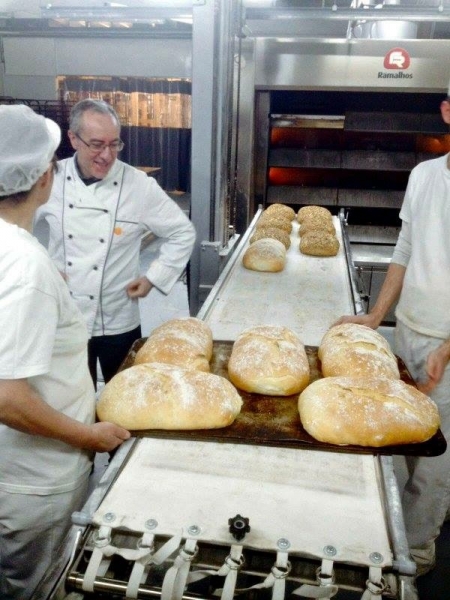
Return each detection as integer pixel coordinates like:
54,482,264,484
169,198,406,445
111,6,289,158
90,243,450,600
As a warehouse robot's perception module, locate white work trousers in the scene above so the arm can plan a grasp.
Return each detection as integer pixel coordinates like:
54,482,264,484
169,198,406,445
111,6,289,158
0,475,89,600
395,321,450,550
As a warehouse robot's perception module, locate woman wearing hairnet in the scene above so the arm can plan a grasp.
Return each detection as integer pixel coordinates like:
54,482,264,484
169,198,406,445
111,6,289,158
0,105,130,600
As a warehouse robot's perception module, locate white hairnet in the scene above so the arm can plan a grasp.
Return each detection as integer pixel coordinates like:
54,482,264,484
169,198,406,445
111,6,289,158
0,104,61,197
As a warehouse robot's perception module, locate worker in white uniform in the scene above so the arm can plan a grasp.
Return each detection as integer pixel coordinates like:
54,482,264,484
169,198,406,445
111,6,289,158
0,105,130,600
35,99,196,388
336,91,450,576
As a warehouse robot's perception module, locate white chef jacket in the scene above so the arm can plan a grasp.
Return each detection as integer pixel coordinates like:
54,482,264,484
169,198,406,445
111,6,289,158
35,156,196,337
0,218,94,494
393,153,450,339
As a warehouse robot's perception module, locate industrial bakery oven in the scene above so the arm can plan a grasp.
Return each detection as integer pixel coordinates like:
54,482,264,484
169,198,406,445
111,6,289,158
33,215,446,600
253,88,450,326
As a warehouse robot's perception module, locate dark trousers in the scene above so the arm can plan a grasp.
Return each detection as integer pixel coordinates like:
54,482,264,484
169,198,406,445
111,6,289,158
88,326,142,389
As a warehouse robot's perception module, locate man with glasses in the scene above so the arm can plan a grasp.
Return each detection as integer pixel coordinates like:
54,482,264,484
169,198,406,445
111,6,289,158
35,99,196,388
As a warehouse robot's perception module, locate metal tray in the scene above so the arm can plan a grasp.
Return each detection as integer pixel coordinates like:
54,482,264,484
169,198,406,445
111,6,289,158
118,339,447,457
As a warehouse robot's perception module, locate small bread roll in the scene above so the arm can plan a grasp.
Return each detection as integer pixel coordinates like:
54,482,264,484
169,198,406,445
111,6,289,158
250,227,291,249
228,325,310,396
299,231,339,256
97,363,243,430
297,205,333,224
299,218,336,236
135,317,213,372
243,238,286,272
319,323,400,380
257,213,293,233
264,203,296,221
298,376,440,447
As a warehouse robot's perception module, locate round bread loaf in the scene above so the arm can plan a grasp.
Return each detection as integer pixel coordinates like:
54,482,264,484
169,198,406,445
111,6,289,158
97,363,243,430
297,205,333,224
264,203,296,221
243,238,286,272
257,213,293,233
299,231,339,256
134,317,213,372
298,376,440,447
250,227,291,249
299,218,336,236
319,323,400,380
228,325,310,396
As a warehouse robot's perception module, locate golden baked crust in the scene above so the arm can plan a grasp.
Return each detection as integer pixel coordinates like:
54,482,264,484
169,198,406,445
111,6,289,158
297,205,333,224
299,218,336,236
228,325,310,396
135,317,213,372
298,376,440,446
257,213,293,233
319,323,400,380
264,203,296,221
97,362,243,430
243,238,286,272
299,231,339,256
250,227,291,249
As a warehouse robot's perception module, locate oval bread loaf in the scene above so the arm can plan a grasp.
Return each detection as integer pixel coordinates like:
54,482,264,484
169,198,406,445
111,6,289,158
97,362,243,430
134,317,213,372
319,323,400,380
297,205,333,224
243,238,286,272
228,325,310,396
298,376,440,447
250,227,291,249
257,213,293,233
299,231,339,257
299,218,336,236
264,203,296,221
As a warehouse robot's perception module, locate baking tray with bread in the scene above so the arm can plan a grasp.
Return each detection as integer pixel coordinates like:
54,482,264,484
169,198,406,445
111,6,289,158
112,336,446,458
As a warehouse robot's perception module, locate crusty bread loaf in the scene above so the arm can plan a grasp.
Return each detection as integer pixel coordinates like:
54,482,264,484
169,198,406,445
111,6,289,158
297,205,333,224
257,213,293,233
298,376,440,447
299,231,339,256
243,238,286,272
250,227,291,249
319,323,400,380
264,203,296,221
134,317,213,372
97,363,243,430
299,217,336,236
228,325,310,396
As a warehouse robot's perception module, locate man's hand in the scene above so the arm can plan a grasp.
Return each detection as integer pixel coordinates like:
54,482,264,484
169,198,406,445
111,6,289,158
126,276,153,299
417,340,450,395
87,422,131,452
332,313,380,329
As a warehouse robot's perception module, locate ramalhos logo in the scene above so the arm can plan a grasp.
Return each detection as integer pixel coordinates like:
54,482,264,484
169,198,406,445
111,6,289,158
378,48,413,79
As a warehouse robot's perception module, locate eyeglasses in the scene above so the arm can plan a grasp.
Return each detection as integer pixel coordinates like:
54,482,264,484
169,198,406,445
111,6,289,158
75,132,124,153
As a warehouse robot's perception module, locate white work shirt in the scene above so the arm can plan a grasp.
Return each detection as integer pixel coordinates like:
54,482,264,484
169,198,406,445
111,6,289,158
35,157,196,337
0,219,95,495
394,153,450,339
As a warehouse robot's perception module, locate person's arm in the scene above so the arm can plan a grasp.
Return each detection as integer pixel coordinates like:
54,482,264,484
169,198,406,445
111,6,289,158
0,378,130,452
139,178,196,296
418,339,450,394
335,262,406,329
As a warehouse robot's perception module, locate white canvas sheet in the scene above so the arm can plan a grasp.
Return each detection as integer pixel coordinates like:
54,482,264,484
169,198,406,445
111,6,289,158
201,218,355,346
93,437,392,568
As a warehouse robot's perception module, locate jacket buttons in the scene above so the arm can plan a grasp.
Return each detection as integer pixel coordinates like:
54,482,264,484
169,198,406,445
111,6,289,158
89,295,94,300
67,261,72,266
69,204,74,208
67,176,72,181
99,238,105,243
114,181,118,186
103,209,108,213
68,234,73,239
93,266,98,270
